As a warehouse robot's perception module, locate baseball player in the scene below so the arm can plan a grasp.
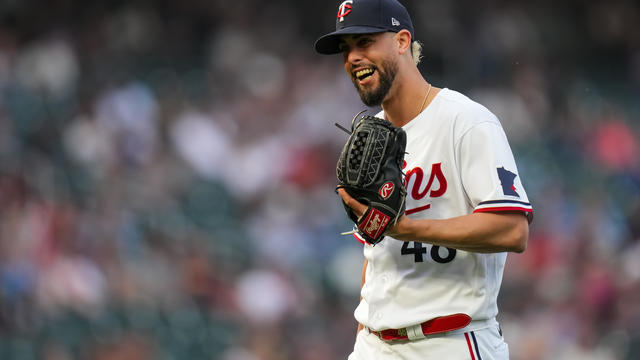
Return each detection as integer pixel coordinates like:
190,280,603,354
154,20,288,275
314,0,534,359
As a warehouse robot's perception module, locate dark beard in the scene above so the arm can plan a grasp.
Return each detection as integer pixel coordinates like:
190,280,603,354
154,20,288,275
352,60,398,107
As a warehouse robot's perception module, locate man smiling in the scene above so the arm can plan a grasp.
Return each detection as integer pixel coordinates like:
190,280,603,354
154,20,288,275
315,0,534,359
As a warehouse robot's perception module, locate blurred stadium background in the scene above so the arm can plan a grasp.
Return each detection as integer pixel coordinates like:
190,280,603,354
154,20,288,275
0,0,639,359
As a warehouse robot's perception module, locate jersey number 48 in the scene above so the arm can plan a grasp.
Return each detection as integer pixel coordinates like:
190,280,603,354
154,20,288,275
401,242,456,263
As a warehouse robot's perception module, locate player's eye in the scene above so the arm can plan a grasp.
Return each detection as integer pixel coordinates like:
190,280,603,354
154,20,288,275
357,37,373,48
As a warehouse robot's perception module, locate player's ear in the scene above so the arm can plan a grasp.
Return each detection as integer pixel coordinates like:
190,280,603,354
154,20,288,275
394,30,412,55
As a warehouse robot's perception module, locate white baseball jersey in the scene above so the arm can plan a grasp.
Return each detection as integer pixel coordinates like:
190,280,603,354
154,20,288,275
354,88,533,331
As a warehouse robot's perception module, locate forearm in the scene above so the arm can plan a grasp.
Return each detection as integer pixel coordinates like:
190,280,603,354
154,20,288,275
389,211,529,253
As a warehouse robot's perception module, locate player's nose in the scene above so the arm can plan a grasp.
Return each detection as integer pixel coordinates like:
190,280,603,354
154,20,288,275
343,47,365,68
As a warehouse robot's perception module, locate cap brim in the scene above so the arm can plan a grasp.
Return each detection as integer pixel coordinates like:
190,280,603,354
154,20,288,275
314,26,388,55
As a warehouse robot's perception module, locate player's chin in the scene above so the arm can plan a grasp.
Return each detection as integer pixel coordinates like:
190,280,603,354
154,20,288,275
357,88,386,107
354,80,378,96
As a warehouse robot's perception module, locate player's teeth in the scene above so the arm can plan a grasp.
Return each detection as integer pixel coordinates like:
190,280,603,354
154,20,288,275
356,69,373,79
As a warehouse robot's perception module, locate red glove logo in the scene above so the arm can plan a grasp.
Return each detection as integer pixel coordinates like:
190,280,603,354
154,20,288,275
379,182,395,199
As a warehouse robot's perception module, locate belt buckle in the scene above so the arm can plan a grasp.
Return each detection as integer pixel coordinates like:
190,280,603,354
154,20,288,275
368,328,383,340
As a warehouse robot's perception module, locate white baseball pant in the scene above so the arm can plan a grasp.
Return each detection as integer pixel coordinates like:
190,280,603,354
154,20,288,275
348,321,509,360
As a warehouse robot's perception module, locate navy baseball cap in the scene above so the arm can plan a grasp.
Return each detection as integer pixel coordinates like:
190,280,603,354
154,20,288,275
314,0,414,55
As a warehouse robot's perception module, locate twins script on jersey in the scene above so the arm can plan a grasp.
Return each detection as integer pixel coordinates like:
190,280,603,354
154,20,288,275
354,88,533,331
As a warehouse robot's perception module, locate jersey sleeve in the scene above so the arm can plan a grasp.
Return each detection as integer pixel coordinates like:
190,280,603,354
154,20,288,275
457,119,533,222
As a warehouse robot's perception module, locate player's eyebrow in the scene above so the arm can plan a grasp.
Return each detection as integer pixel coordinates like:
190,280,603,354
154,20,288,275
338,34,370,51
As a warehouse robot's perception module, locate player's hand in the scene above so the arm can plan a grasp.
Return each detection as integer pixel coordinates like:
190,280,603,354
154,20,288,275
337,188,368,220
338,188,409,238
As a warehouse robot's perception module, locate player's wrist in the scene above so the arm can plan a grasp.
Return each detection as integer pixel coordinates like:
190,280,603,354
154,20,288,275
386,215,416,240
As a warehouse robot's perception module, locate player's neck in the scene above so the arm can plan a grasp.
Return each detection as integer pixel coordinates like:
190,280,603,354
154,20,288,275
382,72,433,127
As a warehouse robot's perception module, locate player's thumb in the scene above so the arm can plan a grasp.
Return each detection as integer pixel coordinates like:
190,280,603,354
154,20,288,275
337,188,368,219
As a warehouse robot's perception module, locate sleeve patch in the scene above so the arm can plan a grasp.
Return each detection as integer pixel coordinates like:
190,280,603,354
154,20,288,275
497,167,519,197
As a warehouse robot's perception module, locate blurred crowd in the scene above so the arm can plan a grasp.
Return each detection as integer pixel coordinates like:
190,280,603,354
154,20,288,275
0,0,639,359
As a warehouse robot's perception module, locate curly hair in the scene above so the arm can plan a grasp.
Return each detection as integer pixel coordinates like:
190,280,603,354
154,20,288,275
411,40,423,65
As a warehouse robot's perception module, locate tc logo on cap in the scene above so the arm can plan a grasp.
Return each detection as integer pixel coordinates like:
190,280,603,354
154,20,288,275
337,0,353,22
